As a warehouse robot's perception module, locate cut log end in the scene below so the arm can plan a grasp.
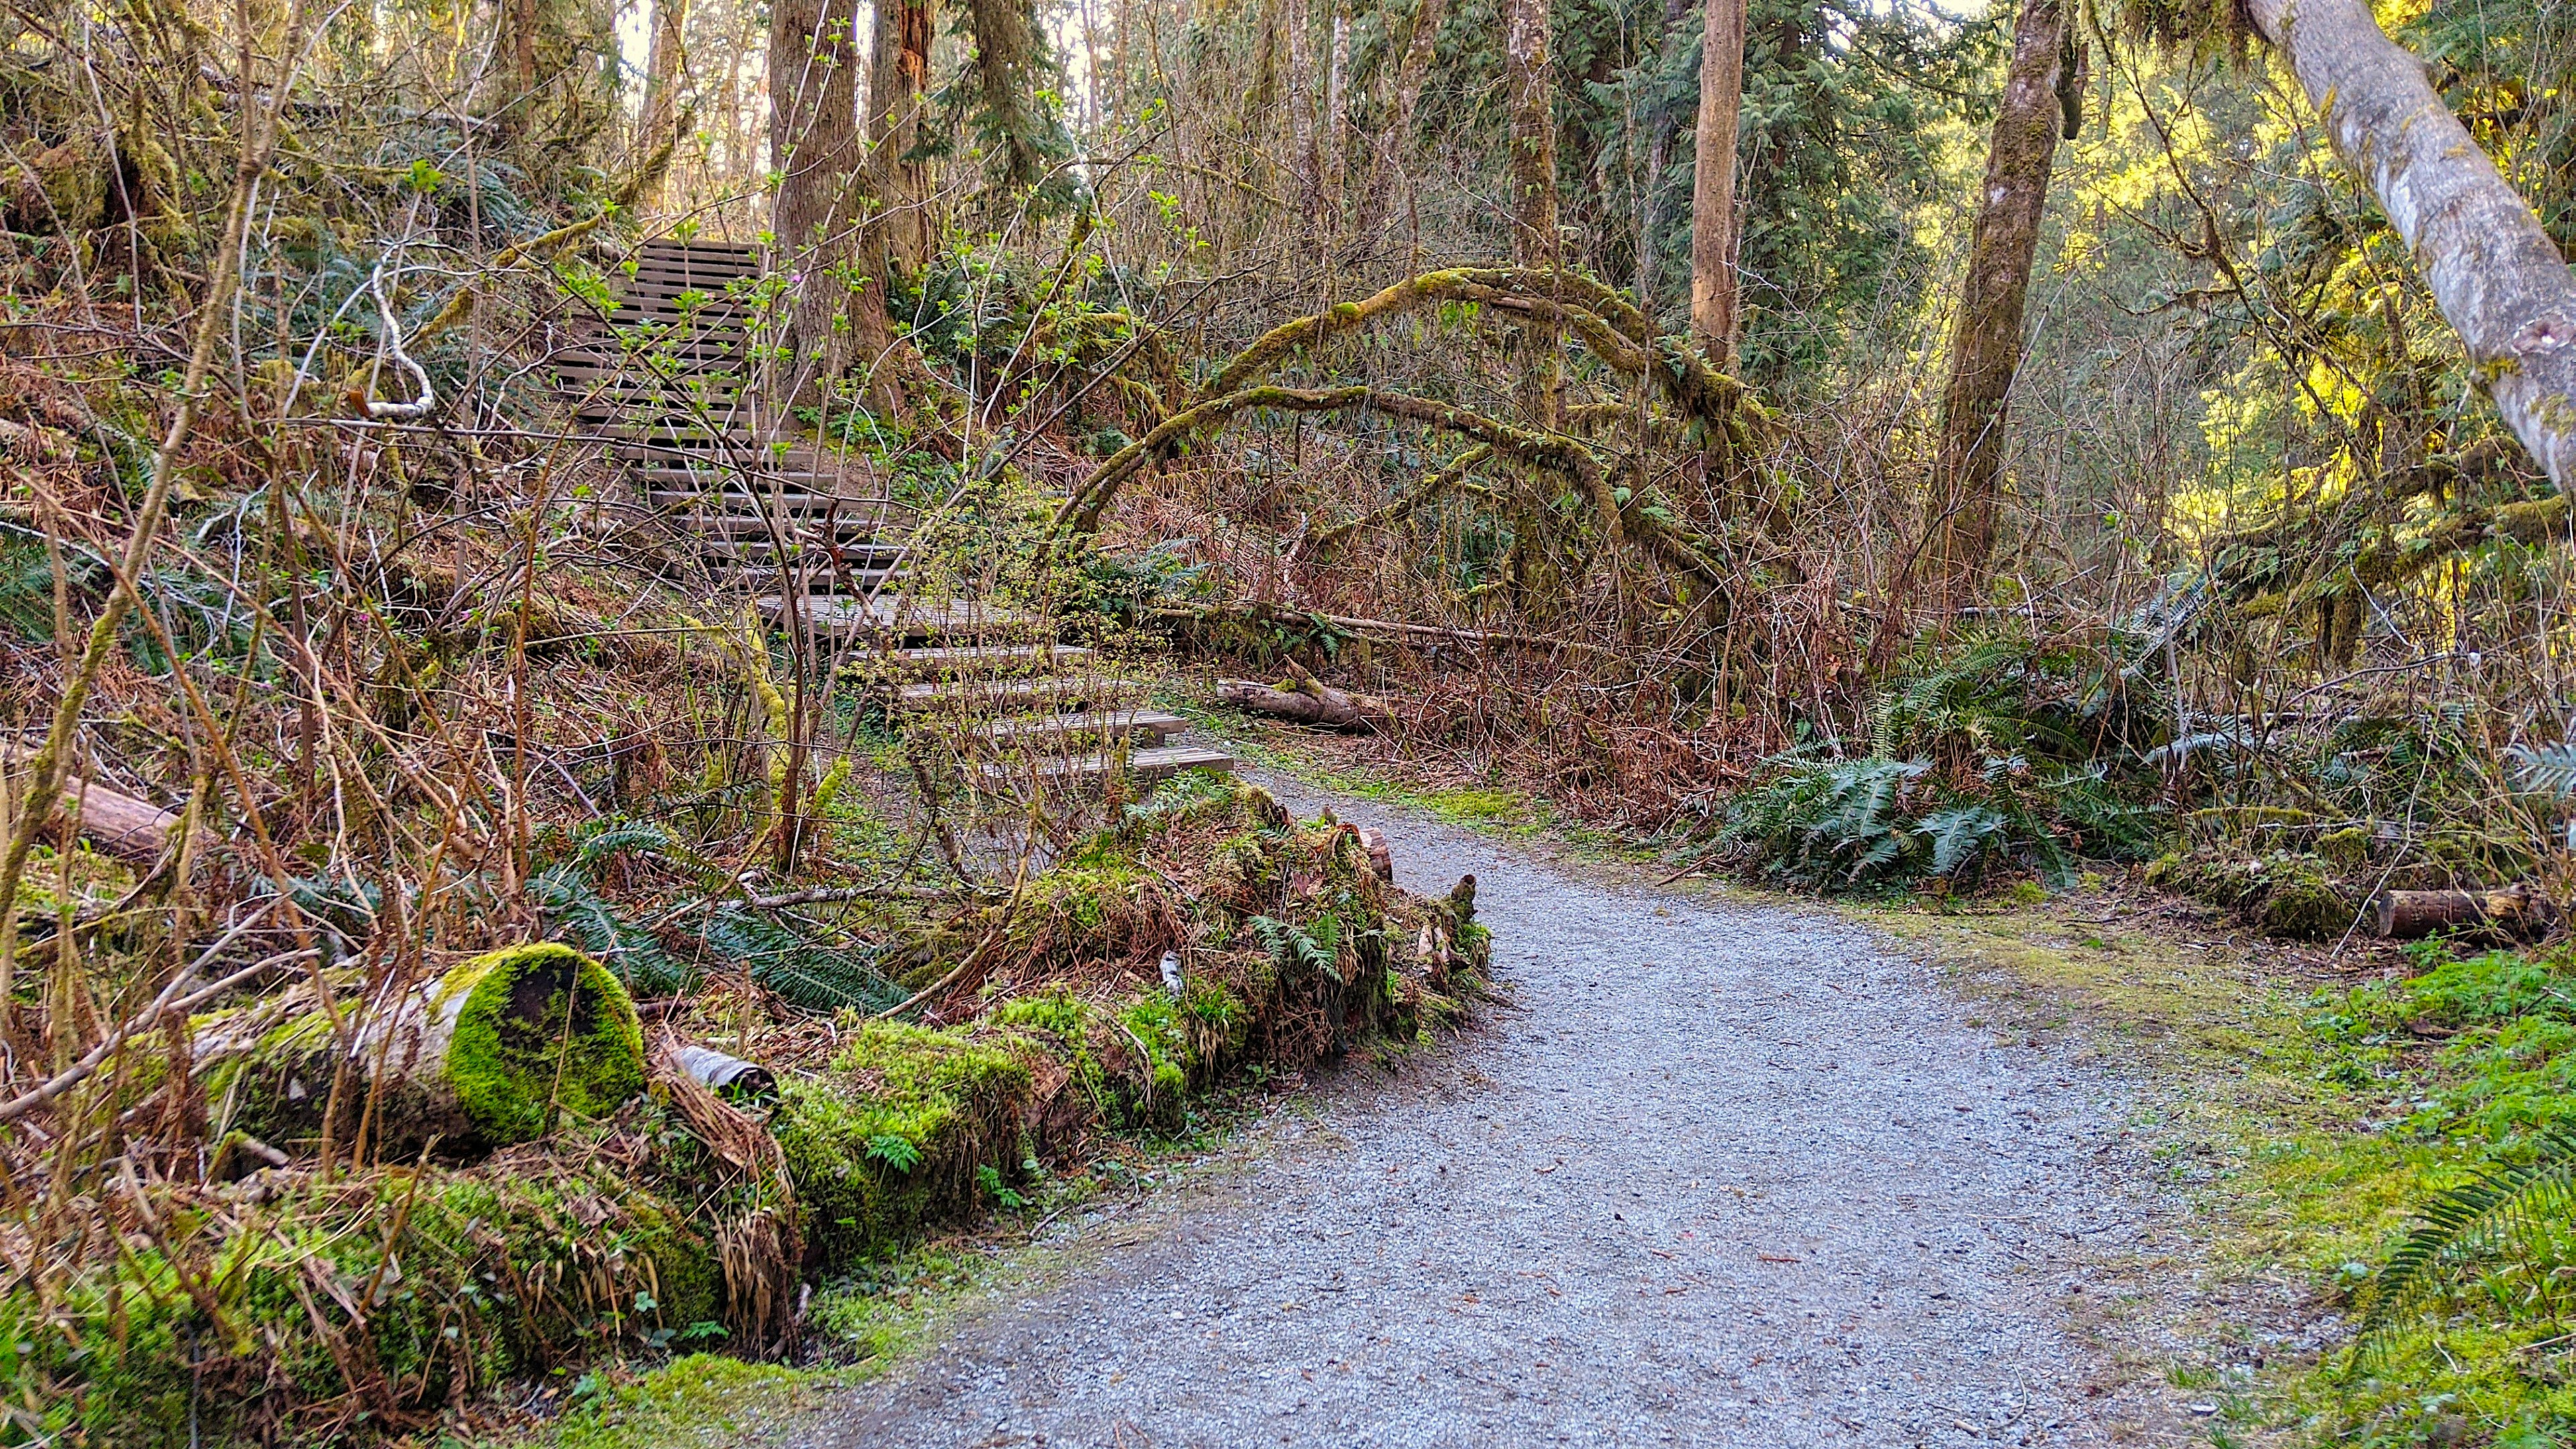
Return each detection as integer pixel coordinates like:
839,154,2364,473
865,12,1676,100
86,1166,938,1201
197,941,647,1159
2374,885,2558,941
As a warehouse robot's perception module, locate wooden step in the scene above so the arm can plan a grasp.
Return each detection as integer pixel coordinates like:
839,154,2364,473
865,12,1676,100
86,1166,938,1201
575,403,759,428
665,516,904,541
607,295,752,318
647,491,901,515
610,446,874,472
967,709,1186,748
621,257,758,278
837,644,1093,680
634,239,759,258
712,566,904,593
601,425,763,445
763,594,1044,642
616,286,752,305
566,333,748,358
694,537,907,562
892,676,1146,712
980,745,1235,786
633,246,759,270
556,369,750,394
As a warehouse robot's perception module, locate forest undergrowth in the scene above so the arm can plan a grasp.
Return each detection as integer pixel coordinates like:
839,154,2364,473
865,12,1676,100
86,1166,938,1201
14,0,2576,1435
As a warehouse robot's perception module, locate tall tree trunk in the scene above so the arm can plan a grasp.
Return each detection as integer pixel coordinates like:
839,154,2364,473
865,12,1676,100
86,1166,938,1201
868,0,936,275
1919,0,2074,615
1285,0,1319,227
1688,0,1743,368
505,0,539,135
716,2,754,210
1502,0,1559,430
1362,0,1442,246
766,0,869,405
2248,0,2576,487
637,0,690,209
1322,5,1349,233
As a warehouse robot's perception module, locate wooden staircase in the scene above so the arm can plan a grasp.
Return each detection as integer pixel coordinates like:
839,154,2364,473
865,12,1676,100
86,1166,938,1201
562,237,1236,790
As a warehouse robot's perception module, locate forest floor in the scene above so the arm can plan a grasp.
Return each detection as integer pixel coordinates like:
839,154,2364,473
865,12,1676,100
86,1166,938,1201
544,762,2253,1448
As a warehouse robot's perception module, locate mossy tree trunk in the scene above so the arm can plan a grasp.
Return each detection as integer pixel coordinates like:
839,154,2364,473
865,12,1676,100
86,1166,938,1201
867,0,936,275
635,0,690,208
1689,0,1746,371
766,0,879,404
1917,0,2077,618
197,943,646,1161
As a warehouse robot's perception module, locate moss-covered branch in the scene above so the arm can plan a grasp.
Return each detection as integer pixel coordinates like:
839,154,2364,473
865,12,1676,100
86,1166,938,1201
1050,384,1627,549
1299,445,1495,563
1195,267,1756,443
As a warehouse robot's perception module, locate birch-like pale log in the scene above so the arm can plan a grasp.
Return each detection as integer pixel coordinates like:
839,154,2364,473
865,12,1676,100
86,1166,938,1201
2249,0,2576,484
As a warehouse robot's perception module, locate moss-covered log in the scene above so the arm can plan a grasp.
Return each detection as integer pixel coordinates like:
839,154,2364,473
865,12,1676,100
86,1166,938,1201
6,1145,724,1447
196,942,647,1159
771,777,1492,1273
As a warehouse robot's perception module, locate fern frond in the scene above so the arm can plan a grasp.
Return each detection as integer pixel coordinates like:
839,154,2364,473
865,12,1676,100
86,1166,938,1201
529,863,690,996
2362,1121,2576,1343
2509,744,2576,800
574,818,678,865
702,906,907,1012
1916,806,2004,878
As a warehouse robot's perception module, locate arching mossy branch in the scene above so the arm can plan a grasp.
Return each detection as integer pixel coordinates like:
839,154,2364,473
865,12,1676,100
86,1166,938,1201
1051,384,1627,548
1049,382,1734,591
1192,268,1761,446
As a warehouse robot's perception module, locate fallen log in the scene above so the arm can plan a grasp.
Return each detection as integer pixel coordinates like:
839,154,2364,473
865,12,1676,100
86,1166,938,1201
1215,660,1396,733
3,745,179,863
195,941,647,1158
2374,885,2557,941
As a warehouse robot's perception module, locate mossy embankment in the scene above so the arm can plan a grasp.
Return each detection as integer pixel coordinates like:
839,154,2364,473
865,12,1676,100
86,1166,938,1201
5,775,1486,1447
773,771,1487,1275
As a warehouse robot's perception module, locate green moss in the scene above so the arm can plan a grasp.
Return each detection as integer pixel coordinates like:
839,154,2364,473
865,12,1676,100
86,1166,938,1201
2316,824,2375,869
9,843,133,921
541,1354,829,1449
2147,848,2358,941
2254,865,2355,940
442,942,647,1142
774,1022,1036,1273
2,1156,721,1448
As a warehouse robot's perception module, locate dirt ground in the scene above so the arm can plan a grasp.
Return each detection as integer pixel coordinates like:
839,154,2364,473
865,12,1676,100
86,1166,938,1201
766,771,2208,1447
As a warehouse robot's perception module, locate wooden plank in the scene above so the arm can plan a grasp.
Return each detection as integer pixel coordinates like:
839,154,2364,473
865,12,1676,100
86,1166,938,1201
710,567,904,594
890,676,1146,711
661,515,909,539
635,243,759,264
646,491,898,513
694,539,908,561
979,745,1234,785
835,643,1091,680
762,594,1044,641
967,708,1186,747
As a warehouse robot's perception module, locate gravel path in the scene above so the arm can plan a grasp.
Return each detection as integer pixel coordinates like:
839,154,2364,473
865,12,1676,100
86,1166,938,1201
809,773,2173,1448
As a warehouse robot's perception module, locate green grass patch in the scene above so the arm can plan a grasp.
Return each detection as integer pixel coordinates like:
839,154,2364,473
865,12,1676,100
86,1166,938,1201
1872,892,2576,1444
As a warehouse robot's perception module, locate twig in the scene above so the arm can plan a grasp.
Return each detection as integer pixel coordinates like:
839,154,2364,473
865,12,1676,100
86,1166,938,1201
873,857,1028,1020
